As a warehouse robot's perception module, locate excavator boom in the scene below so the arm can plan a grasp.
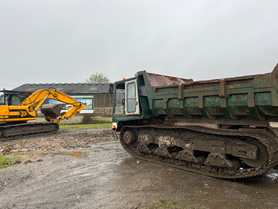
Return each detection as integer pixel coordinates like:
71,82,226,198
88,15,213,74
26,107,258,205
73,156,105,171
20,89,86,124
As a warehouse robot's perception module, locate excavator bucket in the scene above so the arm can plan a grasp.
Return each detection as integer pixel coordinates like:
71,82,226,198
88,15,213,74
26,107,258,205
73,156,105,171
41,103,66,121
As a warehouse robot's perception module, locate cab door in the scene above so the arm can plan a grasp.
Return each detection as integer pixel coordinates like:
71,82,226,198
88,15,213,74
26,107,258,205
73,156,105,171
125,79,140,115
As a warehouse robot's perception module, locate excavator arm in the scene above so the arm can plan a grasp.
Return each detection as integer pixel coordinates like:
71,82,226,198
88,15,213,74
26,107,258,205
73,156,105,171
20,89,86,124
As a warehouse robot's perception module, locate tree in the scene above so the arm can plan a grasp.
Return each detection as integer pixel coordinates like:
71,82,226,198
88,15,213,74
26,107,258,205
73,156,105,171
85,72,110,83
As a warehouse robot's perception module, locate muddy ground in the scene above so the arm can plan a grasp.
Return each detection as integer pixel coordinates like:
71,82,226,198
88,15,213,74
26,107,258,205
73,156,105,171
1,128,278,209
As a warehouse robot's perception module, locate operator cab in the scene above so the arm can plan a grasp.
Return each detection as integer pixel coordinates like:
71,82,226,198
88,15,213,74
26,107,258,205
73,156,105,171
113,78,140,116
0,90,31,106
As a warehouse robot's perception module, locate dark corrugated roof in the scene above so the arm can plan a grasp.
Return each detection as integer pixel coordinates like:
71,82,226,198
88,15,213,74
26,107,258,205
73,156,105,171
13,83,114,94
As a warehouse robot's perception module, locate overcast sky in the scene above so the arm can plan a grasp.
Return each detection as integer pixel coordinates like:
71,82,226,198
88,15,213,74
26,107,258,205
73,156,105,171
0,0,277,89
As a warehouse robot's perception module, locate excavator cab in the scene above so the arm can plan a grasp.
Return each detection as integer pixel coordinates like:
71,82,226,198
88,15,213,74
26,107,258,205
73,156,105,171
0,90,31,106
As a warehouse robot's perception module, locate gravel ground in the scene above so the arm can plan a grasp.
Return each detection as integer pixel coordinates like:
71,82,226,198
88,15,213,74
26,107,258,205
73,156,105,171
0,128,114,155
1,128,278,209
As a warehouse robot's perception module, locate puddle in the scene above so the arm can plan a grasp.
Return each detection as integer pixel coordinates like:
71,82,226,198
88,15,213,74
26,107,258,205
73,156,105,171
9,152,46,159
2,140,278,209
6,150,88,159
266,172,278,180
70,150,87,157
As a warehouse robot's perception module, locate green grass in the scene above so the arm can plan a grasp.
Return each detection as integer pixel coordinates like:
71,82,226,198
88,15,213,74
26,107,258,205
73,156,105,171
59,123,111,130
0,156,22,169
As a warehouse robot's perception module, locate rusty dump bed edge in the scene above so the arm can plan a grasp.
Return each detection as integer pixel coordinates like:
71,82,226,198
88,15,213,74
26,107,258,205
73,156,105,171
144,63,278,88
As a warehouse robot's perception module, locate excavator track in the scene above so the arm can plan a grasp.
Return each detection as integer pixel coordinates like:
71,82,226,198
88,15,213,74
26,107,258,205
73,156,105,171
0,122,59,141
120,125,278,179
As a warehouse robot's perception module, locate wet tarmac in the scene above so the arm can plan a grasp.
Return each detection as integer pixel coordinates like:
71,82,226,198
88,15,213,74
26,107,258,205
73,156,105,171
1,140,278,208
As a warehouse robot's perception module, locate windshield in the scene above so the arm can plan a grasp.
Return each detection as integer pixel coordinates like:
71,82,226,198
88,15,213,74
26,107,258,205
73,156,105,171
0,93,5,104
114,88,125,115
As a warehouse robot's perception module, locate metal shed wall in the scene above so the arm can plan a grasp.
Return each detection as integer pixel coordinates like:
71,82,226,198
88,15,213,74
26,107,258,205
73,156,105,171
93,93,113,116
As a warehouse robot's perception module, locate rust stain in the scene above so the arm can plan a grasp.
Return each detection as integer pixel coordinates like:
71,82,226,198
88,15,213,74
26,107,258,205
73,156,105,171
272,63,278,73
147,72,192,87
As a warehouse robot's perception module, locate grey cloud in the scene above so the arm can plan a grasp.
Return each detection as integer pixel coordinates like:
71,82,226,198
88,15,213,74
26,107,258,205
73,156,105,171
0,0,277,89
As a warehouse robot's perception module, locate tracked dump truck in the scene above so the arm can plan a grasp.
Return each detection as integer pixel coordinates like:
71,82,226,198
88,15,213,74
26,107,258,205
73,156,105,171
112,64,278,179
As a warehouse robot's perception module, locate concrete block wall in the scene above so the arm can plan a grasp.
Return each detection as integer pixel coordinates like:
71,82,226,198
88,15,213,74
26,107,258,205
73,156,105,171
93,107,113,116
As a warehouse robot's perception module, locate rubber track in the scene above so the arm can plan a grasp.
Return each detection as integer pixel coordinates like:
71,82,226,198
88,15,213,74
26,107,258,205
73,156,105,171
0,122,59,141
120,125,278,179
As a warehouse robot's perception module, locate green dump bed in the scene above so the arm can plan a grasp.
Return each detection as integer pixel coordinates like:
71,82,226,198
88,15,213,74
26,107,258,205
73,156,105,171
139,64,278,124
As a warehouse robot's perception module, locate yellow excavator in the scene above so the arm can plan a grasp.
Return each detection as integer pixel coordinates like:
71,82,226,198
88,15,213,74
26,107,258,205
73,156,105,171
0,89,86,139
